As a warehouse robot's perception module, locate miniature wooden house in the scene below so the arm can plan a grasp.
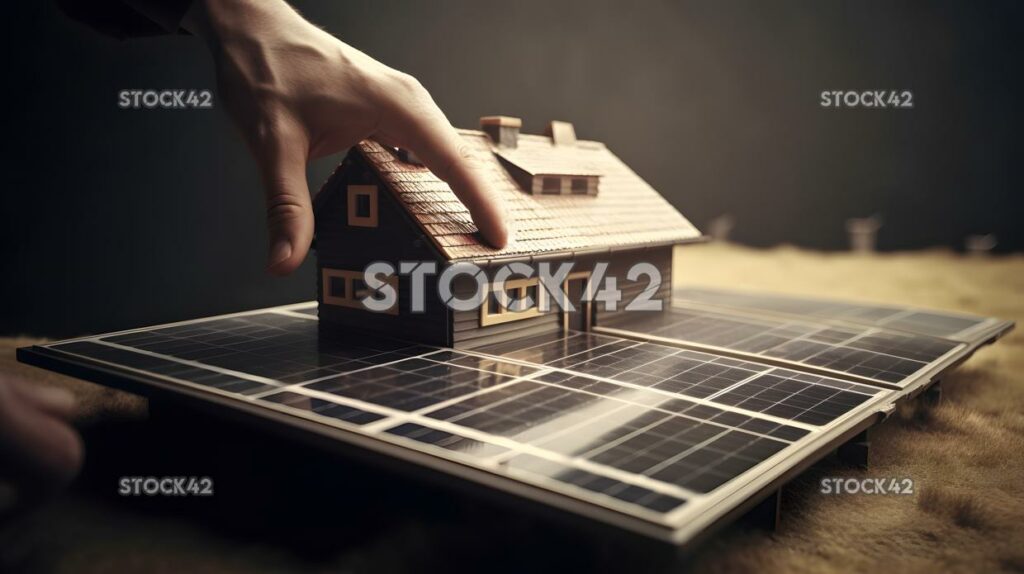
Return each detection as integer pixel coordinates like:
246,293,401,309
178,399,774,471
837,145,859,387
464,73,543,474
312,116,702,348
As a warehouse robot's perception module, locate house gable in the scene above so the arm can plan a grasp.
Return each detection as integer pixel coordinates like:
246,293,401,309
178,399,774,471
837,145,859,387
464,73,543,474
313,153,450,345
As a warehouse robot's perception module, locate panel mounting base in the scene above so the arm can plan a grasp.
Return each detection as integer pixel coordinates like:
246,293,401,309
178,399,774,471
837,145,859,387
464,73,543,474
922,380,943,406
837,429,871,469
741,487,782,531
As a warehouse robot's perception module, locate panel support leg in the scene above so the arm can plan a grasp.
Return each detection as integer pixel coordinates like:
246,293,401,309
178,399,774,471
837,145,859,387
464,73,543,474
922,380,942,406
743,487,781,531
837,429,870,469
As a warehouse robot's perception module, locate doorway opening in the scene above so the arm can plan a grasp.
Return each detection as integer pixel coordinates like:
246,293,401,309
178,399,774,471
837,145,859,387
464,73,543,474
562,272,593,332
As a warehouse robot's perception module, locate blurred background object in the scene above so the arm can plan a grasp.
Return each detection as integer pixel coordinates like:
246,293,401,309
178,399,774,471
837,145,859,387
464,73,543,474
846,215,883,253
965,234,998,256
706,214,736,242
4,0,1022,336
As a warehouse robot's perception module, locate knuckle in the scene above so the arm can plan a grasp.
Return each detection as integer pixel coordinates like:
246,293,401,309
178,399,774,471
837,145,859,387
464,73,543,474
445,142,481,178
249,104,300,148
456,142,476,161
423,139,479,186
254,113,287,143
265,193,307,224
390,71,427,97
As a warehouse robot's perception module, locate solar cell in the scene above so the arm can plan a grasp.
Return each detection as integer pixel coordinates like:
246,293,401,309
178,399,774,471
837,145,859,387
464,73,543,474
384,422,510,458
416,371,814,495
505,454,687,513
303,357,521,412
262,391,388,425
707,370,874,425
675,287,1004,343
51,340,278,395
599,307,961,387
472,336,879,424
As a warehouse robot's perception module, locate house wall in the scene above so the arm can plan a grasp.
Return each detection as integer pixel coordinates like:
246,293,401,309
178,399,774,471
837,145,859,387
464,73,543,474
593,246,673,326
450,273,562,348
315,154,450,346
316,152,675,348
452,246,674,349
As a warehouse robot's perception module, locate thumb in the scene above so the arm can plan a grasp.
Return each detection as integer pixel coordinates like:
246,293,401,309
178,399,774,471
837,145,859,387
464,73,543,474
257,125,314,276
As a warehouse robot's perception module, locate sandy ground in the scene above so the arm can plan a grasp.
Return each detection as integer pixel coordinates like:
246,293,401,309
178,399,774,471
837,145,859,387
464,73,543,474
1,243,1022,573
674,244,1024,573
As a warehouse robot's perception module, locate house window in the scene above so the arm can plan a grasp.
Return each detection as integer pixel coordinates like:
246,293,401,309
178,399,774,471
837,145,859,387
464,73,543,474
480,277,545,326
524,284,539,307
571,178,589,195
322,268,397,314
347,185,378,227
328,275,347,298
505,287,520,309
355,194,371,218
541,177,562,195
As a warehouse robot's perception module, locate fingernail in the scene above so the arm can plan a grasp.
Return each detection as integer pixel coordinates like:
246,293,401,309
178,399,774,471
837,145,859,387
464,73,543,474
502,220,513,245
268,240,292,268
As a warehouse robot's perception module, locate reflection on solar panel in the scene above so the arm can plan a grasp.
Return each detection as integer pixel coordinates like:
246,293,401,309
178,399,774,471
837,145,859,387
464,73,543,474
600,307,961,387
472,333,879,424
18,304,903,545
675,287,1008,343
263,391,387,425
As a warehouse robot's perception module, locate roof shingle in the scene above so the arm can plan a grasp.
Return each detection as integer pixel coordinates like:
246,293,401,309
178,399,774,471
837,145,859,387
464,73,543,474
353,129,702,262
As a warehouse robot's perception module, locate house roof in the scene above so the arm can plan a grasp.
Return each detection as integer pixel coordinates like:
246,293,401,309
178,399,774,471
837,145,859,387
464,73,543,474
347,129,703,262
495,145,603,177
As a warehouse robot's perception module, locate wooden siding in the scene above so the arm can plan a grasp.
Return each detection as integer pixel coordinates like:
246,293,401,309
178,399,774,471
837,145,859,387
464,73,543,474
594,246,673,326
315,154,450,346
452,246,673,349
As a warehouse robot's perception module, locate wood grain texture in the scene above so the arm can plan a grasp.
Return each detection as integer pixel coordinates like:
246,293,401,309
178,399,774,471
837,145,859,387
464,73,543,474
315,154,450,345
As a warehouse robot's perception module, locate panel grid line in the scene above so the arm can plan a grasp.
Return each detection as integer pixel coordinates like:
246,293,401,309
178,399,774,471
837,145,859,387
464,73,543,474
33,308,904,526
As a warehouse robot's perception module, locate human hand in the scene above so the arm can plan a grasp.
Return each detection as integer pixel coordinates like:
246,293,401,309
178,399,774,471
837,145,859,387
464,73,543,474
184,0,509,275
0,374,83,515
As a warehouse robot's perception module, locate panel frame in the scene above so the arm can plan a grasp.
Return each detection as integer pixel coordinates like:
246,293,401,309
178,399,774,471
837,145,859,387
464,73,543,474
596,302,974,394
673,286,1015,346
16,301,898,547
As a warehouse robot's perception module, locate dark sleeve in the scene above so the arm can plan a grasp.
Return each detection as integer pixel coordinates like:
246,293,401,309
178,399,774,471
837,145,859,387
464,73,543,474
56,0,194,39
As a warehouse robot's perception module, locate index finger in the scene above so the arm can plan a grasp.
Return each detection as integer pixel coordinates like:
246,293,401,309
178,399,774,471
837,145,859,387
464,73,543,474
396,102,510,249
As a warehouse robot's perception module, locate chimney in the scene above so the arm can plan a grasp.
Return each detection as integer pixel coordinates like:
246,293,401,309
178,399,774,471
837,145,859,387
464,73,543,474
545,120,577,146
396,148,422,165
480,116,521,148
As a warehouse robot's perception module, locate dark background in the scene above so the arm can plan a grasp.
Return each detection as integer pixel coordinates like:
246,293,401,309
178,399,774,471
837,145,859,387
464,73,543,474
4,0,1022,337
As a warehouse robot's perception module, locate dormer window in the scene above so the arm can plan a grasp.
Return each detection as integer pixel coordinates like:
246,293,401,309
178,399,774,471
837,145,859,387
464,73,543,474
484,117,603,197
527,175,598,196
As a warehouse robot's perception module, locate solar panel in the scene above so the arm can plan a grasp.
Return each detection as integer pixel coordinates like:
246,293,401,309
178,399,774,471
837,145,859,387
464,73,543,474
674,287,1011,344
470,333,880,425
598,307,964,388
18,303,899,546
